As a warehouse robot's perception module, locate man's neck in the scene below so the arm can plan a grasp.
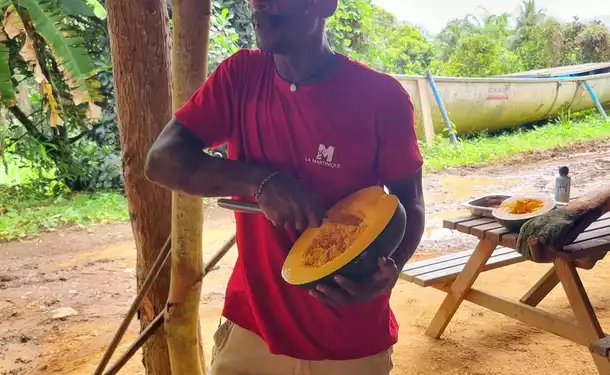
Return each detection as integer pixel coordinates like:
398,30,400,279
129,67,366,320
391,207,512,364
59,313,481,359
273,39,335,84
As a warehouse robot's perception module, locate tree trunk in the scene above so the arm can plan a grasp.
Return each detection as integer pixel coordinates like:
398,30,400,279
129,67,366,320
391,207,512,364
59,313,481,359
106,1,173,374
164,0,211,373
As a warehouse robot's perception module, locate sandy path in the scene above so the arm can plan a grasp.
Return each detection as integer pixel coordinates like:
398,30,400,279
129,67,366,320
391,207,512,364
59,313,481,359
1,142,610,375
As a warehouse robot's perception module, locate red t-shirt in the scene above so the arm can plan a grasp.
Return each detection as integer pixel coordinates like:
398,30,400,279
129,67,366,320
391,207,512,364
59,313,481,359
175,49,423,361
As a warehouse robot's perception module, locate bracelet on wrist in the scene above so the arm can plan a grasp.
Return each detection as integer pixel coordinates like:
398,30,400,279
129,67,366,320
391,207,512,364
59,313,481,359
254,171,281,201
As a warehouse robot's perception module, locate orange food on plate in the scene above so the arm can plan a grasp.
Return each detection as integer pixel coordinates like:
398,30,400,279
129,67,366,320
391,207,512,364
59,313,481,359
499,198,545,215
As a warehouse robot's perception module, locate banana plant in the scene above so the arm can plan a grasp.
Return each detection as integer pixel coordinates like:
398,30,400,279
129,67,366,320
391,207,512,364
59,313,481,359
0,0,104,124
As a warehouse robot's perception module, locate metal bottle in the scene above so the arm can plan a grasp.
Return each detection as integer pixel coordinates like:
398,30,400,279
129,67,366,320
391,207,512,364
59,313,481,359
554,166,571,203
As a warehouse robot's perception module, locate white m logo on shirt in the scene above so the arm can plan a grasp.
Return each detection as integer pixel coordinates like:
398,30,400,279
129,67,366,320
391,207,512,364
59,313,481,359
316,144,335,162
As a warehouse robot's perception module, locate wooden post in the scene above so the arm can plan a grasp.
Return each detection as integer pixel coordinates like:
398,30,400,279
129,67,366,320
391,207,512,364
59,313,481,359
519,266,559,307
417,78,436,144
164,0,211,373
105,0,174,373
554,258,610,374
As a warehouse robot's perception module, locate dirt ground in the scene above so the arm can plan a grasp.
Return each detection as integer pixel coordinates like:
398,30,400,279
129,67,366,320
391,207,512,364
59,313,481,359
2,141,610,375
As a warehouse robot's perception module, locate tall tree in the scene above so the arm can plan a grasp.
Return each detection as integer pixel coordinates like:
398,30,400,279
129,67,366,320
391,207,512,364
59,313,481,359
516,0,547,30
435,18,478,60
105,0,173,373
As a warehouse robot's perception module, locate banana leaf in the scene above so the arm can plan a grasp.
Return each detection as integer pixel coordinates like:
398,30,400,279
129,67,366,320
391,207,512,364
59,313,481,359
58,0,106,19
18,0,98,98
0,43,16,107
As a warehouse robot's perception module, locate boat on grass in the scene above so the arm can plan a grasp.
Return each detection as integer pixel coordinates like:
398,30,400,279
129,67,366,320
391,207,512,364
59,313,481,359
393,63,610,142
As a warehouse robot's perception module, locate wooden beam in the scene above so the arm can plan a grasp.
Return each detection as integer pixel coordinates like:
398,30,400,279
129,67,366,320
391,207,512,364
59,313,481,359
434,285,589,346
520,266,559,307
417,78,436,144
554,258,610,374
425,239,497,338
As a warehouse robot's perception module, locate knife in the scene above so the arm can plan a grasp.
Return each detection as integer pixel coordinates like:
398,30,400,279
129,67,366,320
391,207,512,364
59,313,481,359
217,199,264,214
216,198,361,226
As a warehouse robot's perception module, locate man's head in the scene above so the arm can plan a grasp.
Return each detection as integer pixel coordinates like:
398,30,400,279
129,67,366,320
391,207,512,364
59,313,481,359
251,0,338,54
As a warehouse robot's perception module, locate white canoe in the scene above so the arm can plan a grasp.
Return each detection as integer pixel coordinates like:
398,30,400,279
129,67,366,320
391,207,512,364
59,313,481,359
393,65,610,142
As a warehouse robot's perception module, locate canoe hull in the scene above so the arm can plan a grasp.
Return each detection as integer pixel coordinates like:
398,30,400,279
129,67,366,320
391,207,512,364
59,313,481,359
394,72,610,141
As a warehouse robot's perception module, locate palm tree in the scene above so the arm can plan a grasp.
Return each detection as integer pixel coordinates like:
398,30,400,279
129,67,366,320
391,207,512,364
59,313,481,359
435,11,512,61
516,0,547,30
436,18,478,60
511,0,548,50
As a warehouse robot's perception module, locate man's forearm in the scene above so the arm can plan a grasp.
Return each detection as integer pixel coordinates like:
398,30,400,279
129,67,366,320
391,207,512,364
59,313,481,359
183,156,274,197
391,203,425,270
145,118,277,198
146,140,273,198
154,155,273,198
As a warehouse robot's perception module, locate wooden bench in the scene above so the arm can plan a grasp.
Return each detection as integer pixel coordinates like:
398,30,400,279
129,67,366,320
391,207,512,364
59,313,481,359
401,245,563,309
401,246,523,287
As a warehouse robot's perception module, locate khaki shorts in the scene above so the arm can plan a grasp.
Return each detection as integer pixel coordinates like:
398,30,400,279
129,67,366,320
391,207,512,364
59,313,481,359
209,320,393,375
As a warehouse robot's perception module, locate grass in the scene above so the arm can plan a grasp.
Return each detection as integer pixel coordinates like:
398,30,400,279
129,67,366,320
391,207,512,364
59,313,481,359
0,191,129,241
421,112,610,171
1,111,609,241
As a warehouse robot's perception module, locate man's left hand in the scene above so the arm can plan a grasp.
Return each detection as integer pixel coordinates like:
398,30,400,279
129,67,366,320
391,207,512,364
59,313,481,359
310,257,400,307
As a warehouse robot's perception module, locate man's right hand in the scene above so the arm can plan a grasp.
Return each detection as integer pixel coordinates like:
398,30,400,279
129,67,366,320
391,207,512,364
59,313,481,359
255,173,325,232
145,119,324,232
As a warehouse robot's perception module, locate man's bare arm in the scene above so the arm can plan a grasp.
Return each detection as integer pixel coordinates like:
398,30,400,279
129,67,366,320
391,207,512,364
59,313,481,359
386,169,425,270
145,117,271,198
145,118,325,230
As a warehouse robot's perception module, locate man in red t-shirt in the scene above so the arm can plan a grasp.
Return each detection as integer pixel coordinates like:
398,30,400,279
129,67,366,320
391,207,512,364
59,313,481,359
145,0,425,373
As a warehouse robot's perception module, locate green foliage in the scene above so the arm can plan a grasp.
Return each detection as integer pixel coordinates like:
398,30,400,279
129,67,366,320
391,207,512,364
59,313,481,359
439,33,523,77
432,1,610,76
3,0,610,241
0,0,111,193
326,0,372,58
433,11,522,76
0,147,125,240
326,0,434,74
435,19,477,61
1,0,101,104
513,27,550,71
421,112,610,171
379,23,434,74
21,0,99,96
579,22,610,62
4,111,609,240
325,0,609,77
70,140,122,191
209,7,240,71
58,0,106,19
214,0,253,48
0,43,14,106
0,188,128,241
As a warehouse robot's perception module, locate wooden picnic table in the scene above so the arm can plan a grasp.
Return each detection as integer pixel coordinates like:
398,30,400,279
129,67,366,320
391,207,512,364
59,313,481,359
401,211,610,374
